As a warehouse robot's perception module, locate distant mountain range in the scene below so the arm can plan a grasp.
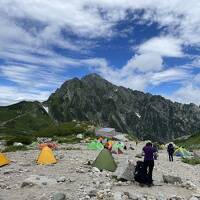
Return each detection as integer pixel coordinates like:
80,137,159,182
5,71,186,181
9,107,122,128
1,73,200,142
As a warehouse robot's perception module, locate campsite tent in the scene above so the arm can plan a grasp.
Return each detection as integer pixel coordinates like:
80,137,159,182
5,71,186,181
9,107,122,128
92,149,117,172
160,144,165,150
87,141,104,150
175,147,192,157
0,153,10,167
112,142,124,149
111,142,124,154
37,146,57,165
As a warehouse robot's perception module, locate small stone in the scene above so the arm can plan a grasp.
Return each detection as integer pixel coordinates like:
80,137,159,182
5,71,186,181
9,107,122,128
57,176,66,183
169,195,183,200
21,181,35,188
113,191,123,200
189,197,199,200
88,189,97,197
163,175,182,184
52,193,66,200
92,167,100,173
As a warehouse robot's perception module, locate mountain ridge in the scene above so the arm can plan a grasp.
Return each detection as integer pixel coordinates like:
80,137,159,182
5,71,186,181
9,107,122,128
46,73,200,142
1,73,200,142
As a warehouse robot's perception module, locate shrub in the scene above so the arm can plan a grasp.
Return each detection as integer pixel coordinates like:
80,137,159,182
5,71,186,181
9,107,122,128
6,135,34,146
34,122,87,137
56,135,81,144
3,145,28,152
182,157,200,165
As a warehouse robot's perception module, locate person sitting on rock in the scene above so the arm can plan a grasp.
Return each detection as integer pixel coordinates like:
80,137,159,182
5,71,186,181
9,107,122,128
142,142,157,186
167,143,175,162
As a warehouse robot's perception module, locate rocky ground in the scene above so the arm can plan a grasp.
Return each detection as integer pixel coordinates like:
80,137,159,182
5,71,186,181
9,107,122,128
0,142,200,200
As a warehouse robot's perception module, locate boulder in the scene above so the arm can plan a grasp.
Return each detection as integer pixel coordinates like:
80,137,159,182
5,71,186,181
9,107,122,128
189,197,199,200
193,151,200,159
113,160,135,181
163,175,182,184
182,181,197,190
21,175,57,188
13,142,23,147
76,134,83,139
113,191,123,200
189,194,200,200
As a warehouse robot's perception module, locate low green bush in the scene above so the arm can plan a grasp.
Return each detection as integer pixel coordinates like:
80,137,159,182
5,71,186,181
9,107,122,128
3,145,28,152
34,122,87,137
182,157,200,165
56,135,81,144
174,133,200,150
6,135,34,146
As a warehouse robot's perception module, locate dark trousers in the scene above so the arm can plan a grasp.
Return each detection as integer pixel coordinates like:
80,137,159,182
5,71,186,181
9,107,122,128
143,160,154,184
168,153,174,162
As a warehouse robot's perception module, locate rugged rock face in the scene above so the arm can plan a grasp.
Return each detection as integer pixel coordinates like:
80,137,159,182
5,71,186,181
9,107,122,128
46,73,200,142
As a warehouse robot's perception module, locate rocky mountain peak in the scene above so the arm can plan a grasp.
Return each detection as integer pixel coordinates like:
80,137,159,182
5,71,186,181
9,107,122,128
46,73,200,142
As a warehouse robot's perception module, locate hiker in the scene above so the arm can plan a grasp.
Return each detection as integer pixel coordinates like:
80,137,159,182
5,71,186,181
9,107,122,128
167,143,175,162
142,142,157,186
153,144,158,160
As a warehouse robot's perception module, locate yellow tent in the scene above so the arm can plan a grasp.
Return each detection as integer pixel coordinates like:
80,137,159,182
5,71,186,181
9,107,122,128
0,152,10,167
37,146,57,165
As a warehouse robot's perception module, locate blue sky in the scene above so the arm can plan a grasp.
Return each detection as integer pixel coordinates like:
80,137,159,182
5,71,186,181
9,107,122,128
0,0,200,105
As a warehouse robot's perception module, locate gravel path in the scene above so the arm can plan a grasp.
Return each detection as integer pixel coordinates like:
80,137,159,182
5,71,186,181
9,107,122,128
0,142,199,200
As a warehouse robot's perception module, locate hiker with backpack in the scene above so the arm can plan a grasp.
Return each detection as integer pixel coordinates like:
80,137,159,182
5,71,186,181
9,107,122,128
167,143,175,162
142,142,157,186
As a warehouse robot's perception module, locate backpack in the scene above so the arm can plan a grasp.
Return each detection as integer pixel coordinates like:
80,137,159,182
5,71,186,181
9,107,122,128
134,161,148,184
167,144,174,154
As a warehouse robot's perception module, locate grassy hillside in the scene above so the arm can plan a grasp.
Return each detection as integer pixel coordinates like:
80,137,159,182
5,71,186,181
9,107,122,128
0,121,95,149
0,101,54,134
174,133,200,150
33,121,93,137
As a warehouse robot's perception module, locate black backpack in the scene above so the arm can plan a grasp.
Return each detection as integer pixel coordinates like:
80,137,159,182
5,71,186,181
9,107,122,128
134,161,148,184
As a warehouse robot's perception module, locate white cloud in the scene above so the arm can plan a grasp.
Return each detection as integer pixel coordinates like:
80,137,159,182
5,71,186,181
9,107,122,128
168,84,200,105
150,68,190,85
87,56,190,91
0,86,50,106
123,53,163,73
0,0,200,105
138,37,183,57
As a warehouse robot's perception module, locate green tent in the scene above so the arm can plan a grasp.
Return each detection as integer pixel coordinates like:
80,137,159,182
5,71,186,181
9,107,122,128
112,142,124,149
175,147,191,158
87,141,104,150
92,149,117,172
111,142,124,154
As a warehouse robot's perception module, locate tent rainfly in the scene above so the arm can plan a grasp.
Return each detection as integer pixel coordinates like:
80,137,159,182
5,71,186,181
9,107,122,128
87,140,104,150
0,153,10,167
175,147,192,158
37,146,57,165
92,149,117,172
